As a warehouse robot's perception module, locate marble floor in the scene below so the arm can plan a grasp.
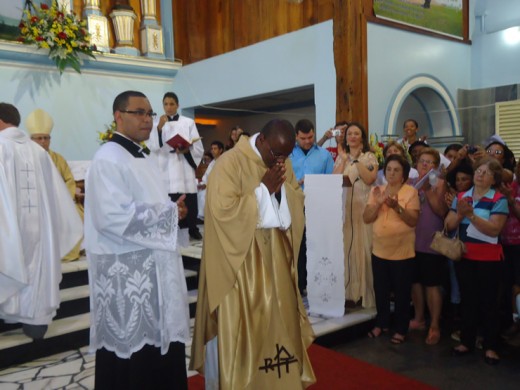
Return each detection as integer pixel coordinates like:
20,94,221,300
0,302,375,389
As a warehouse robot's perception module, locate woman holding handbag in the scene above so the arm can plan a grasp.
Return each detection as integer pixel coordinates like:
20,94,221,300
408,148,449,345
445,156,509,365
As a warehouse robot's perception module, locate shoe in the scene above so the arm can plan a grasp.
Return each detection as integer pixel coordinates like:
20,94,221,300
451,345,471,357
390,333,405,345
484,351,500,366
190,230,203,240
425,327,441,345
409,319,426,331
451,330,461,342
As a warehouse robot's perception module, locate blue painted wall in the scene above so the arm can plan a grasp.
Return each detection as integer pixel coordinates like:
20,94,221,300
1,1,519,160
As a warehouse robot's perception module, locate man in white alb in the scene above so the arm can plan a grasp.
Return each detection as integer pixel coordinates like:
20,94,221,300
146,92,204,240
84,91,190,390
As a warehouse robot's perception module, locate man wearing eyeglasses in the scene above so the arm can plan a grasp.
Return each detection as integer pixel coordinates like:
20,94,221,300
147,92,204,240
0,102,82,340
84,91,190,390
25,108,83,262
191,119,316,389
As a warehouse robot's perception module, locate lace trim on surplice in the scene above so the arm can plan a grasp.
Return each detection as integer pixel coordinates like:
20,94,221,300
88,201,189,358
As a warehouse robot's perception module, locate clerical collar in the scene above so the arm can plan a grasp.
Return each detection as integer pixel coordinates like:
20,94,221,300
109,132,146,158
168,114,179,122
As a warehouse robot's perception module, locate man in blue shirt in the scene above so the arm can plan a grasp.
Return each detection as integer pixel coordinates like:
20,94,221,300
290,119,334,295
291,119,334,188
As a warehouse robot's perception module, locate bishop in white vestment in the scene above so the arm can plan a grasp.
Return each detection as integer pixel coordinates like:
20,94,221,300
84,91,190,390
0,103,82,336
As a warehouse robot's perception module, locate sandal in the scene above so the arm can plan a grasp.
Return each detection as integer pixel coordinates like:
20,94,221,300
425,327,441,345
409,319,426,331
367,327,388,338
484,350,500,365
390,333,405,345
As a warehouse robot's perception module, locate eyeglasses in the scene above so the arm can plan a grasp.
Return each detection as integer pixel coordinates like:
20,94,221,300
486,149,503,155
475,168,493,177
31,135,51,141
266,141,288,161
418,158,435,165
120,110,157,119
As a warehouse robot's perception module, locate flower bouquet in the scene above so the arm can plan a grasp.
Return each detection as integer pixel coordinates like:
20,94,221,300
369,133,385,169
18,1,96,74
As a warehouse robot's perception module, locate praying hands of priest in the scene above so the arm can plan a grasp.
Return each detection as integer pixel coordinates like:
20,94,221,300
262,161,286,194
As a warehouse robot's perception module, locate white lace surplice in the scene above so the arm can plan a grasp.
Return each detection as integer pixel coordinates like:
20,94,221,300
85,144,190,359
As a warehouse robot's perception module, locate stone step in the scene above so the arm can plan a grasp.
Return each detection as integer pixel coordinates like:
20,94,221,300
0,313,90,351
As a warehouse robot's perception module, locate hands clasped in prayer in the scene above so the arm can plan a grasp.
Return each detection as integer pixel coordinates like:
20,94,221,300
456,196,474,219
263,161,286,194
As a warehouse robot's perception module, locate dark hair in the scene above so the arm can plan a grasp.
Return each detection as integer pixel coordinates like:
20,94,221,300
474,156,504,188
384,154,411,182
335,120,349,127
444,143,463,155
203,151,213,161
211,140,224,151
163,92,179,105
403,119,418,128
0,103,21,127
113,91,147,114
342,122,370,153
261,119,295,144
485,141,516,171
294,119,314,134
408,140,428,154
446,159,473,189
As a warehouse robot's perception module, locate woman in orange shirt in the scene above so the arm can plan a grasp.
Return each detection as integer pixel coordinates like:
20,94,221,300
363,154,420,344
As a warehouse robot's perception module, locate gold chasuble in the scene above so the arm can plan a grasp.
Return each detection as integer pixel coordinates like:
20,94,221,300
48,150,83,261
190,136,316,389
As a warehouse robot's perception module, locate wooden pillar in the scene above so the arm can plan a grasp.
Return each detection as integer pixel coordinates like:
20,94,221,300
333,0,370,129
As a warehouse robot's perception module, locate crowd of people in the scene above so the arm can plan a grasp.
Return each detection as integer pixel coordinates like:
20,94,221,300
289,117,519,366
2,92,519,387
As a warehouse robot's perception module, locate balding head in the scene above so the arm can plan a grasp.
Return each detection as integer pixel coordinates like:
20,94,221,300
257,119,296,167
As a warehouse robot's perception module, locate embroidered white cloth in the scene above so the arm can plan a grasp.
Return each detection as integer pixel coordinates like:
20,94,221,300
304,174,345,317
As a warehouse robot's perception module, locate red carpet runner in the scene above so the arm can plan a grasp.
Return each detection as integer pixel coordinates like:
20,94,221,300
188,343,436,389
